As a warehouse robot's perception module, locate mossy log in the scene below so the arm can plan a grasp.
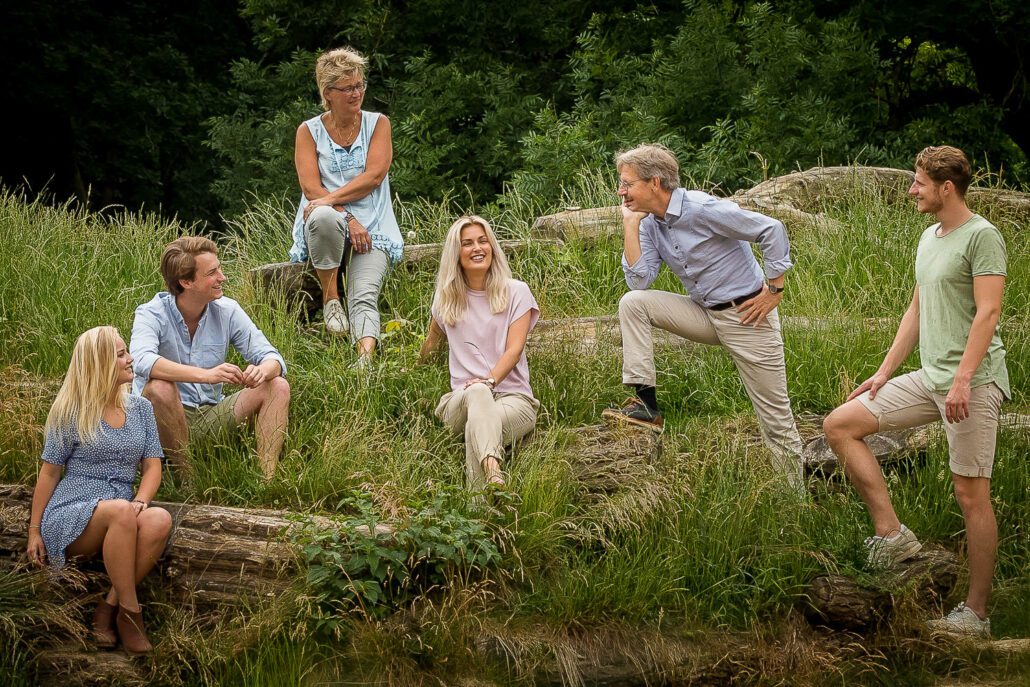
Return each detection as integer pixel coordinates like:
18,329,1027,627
250,238,563,311
805,545,960,631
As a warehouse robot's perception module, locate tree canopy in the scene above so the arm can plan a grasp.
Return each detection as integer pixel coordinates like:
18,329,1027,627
2,0,1026,226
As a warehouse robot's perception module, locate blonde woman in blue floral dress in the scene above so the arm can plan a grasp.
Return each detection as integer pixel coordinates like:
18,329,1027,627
26,326,171,654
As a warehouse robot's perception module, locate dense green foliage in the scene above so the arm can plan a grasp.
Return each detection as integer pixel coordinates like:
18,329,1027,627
3,1,1028,227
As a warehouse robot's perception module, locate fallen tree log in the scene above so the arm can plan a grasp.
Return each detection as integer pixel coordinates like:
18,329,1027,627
531,166,1030,244
529,314,893,352
805,545,960,631
0,484,386,607
250,238,563,312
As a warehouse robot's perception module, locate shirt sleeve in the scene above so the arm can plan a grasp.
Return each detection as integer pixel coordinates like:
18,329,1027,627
129,301,163,383
136,398,165,460
622,217,664,290
970,226,1007,277
228,303,287,376
509,281,540,332
702,199,794,278
41,424,76,466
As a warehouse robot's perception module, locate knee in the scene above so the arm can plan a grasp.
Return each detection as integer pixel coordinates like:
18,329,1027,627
267,375,291,401
142,380,180,412
823,406,865,445
306,205,340,230
465,383,494,405
107,499,139,529
618,290,648,318
953,480,991,515
140,507,173,541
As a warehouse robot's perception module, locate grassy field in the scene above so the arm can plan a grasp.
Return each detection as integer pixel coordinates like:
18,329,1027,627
0,172,1027,685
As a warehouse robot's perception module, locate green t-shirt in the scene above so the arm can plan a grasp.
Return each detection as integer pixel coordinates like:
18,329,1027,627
915,214,1009,398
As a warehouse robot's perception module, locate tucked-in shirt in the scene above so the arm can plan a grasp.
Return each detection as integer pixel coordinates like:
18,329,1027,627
432,280,539,399
130,292,287,408
915,215,1009,398
289,110,404,265
622,188,793,306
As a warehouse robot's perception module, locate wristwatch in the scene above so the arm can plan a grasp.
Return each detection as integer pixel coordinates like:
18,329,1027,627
485,377,496,388
767,283,784,295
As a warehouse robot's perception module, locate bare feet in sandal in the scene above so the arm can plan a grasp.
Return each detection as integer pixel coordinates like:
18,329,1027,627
482,456,505,487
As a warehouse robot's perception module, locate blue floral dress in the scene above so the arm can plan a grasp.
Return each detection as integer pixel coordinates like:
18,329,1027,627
40,395,163,568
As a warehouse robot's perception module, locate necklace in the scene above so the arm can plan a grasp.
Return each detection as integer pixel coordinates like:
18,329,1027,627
327,113,360,145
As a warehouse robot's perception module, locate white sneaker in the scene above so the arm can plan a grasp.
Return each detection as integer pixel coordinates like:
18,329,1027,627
926,603,991,638
323,299,349,335
864,524,922,568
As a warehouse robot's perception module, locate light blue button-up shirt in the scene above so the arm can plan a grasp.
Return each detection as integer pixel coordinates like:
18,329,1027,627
130,292,287,408
622,188,793,307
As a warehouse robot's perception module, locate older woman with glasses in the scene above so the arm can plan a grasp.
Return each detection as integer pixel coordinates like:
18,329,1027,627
289,46,404,365
419,216,540,489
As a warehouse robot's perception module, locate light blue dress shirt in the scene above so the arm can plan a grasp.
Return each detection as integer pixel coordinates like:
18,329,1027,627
130,292,287,408
622,188,793,307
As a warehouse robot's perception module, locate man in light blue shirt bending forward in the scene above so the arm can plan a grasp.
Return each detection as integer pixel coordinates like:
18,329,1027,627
130,237,290,481
602,144,804,490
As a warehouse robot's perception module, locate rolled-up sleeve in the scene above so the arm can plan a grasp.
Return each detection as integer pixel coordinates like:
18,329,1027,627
229,305,287,376
129,302,163,383
704,200,793,278
622,219,663,290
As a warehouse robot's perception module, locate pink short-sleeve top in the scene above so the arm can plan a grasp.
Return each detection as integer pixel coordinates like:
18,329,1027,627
432,279,540,398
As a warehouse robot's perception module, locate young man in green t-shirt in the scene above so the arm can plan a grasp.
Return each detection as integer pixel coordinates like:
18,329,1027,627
823,145,1009,638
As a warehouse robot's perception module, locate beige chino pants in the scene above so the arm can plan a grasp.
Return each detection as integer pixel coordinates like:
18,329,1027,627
435,384,538,489
619,289,804,487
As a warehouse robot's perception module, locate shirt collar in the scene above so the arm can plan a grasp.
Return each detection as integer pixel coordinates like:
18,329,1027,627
661,188,685,223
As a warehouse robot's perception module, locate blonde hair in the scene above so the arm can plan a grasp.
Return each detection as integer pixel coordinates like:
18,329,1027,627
433,216,512,326
45,326,127,445
316,47,368,110
615,144,681,191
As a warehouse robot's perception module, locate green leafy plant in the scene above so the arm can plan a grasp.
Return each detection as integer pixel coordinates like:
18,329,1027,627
295,487,502,635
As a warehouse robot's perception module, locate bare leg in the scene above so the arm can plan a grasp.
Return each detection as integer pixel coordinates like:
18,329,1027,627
823,400,902,536
233,376,291,479
357,336,376,357
65,500,141,611
104,507,173,606
952,475,996,618
314,267,341,304
142,380,191,478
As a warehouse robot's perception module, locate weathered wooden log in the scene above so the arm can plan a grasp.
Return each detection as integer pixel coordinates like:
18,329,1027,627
529,314,892,353
805,545,960,630
249,238,564,312
803,426,932,474
530,166,1030,244
0,484,388,608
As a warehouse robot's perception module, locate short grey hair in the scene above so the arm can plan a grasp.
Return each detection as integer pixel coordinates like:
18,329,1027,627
615,144,681,191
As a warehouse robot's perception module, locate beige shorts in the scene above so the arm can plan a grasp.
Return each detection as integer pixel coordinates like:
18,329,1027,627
183,391,242,442
857,370,1003,478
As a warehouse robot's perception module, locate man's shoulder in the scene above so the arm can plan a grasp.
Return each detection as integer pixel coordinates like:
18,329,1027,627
134,293,169,320
209,295,247,317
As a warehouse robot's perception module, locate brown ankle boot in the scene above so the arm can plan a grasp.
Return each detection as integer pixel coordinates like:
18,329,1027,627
116,605,153,654
92,597,118,648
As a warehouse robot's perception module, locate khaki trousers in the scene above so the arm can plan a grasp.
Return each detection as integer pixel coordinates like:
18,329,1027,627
435,384,538,489
619,289,804,486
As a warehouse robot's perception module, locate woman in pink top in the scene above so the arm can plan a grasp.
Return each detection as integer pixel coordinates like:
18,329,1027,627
419,215,540,489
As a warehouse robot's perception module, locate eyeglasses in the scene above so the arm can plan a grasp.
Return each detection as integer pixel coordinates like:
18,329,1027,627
328,82,366,96
618,177,644,190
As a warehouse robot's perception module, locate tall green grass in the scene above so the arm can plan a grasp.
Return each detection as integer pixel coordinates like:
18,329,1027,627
0,174,1027,684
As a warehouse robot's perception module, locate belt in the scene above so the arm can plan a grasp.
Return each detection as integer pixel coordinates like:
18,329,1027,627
707,287,763,311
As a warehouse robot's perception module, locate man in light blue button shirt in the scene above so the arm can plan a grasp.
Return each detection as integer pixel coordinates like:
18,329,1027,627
601,144,803,489
130,237,291,481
